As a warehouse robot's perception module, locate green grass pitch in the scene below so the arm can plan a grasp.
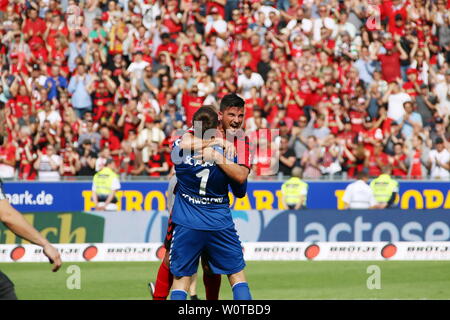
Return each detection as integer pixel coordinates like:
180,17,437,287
1,261,450,300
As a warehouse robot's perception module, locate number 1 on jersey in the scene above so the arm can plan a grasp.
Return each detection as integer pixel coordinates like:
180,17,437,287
196,169,210,196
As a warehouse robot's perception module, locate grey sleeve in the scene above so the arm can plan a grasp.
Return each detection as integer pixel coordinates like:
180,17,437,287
167,175,178,213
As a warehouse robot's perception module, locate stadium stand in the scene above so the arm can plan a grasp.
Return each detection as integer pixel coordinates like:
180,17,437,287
0,0,449,181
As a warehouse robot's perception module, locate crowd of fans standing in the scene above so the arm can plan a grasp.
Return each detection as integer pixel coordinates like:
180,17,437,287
0,0,449,181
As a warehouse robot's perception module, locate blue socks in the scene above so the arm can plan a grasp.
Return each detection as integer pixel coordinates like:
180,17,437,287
232,282,252,300
171,290,188,300
171,284,252,300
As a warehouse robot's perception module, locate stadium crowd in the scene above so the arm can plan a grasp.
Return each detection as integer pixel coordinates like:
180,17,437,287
0,0,449,181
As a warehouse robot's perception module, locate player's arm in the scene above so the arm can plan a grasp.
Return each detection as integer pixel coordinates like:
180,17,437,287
179,132,236,159
229,179,247,198
0,199,62,271
214,153,250,185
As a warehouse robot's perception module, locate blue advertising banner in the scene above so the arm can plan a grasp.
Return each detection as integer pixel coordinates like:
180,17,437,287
234,209,450,242
1,209,448,244
2,180,450,212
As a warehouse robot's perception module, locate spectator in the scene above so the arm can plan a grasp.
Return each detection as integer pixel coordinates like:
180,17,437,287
44,65,68,100
407,134,429,179
68,30,88,73
145,141,169,177
382,82,412,122
33,145,62,181
370,165,399,209
281,166,308,210
0,134,16,179
390,143,408,178
301,136,322,179
428,137,450,180
78,119,101,152
68,63,93,119
16,126,35,180
275,135,296,177
434,69,450,117
92,158,121,211
415,84,438,128
99,126,121,160
59,144,81,177
342,170,379,209
119,140,145,177
238,66,264,99
400,101,423,139
376,38,408,83
78,139,97,177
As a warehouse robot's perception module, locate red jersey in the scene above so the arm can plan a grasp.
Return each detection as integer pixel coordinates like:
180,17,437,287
338,130,357,148
147,153,166,176
368,152,389,177
182,93,205,127
378,52,401,83
285,93,305,121
23,18,46,36
402,80,423,97
349,109,366,133
100,134,121,152
156,42,179,57
392,154,407,177
244,97,263,120
0,144,16,164
361,127,384,154
410,149,423,178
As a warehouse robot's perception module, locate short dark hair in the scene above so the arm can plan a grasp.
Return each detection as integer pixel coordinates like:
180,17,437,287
192,106,219,138
356,169,369,180
220,93,245,112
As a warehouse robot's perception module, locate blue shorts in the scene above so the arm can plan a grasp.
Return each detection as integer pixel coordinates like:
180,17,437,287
169,224,246,277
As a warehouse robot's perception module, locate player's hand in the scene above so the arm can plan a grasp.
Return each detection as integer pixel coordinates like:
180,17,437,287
194,147,221,164
222,139,236,160
43,243,62,272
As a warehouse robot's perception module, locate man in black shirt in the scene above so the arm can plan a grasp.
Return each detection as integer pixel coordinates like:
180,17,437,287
415,84,438,128
257,48,271,82
277,135,297,177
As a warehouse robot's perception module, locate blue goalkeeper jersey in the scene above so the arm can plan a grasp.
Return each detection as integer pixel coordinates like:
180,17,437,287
171,138,247,231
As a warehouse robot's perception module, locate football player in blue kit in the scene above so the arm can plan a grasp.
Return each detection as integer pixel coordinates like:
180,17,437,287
169,106,252,300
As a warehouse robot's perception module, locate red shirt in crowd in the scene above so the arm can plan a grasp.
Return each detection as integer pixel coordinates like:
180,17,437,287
244,97,263,120
182,92,205,127
0,144,16,166
100,133,121,152
285,92,305,121
392,154,407,177
368,151,389,177
156,42,179,57
147,153,165,176
378,51,402,83
349,109,366,133
23,18,46,36
402,80,423,97
410,149,423,178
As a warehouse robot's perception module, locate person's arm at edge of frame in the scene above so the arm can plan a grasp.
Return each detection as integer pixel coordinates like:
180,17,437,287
0,199,62,271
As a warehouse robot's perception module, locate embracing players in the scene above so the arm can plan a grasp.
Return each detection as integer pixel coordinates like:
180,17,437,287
150,94,252,300
169,105,252,300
